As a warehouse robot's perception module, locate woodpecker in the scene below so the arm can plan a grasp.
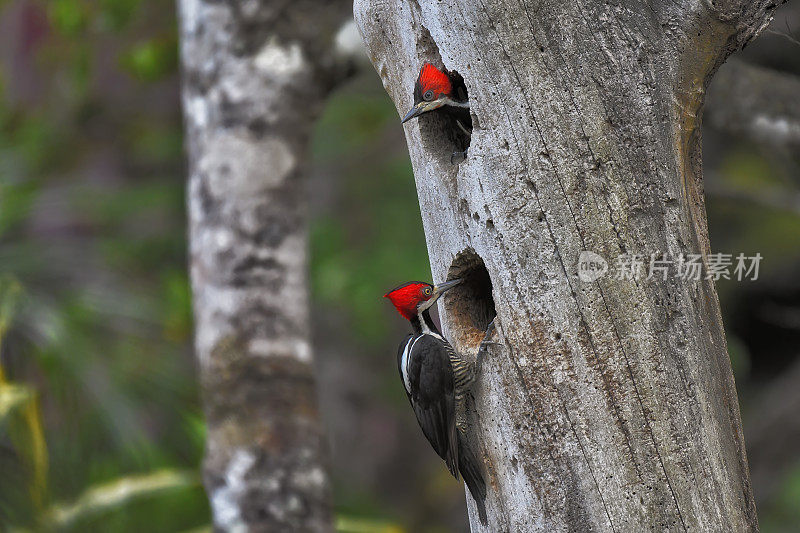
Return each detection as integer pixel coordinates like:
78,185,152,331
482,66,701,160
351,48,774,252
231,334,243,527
384,279,490,525
401,64,471,163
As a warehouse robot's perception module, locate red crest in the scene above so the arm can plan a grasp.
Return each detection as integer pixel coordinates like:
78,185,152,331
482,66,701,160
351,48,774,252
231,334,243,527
384,282,432,320
418,63,452,97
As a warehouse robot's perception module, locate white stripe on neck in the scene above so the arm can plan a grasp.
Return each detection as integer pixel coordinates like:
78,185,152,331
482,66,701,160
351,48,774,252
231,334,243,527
444,97,470,108
401,336,420,393
417,309,444,340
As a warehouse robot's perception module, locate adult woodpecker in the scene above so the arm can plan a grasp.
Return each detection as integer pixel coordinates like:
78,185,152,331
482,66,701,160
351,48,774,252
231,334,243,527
401,64,471,163
384,279,490,525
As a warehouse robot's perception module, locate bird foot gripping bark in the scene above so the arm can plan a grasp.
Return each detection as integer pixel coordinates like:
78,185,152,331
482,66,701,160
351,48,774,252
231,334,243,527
450,118,472,165
451,149,468,165
475,318,498,373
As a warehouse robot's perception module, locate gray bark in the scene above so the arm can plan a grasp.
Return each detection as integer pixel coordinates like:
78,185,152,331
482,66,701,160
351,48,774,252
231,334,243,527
355,0,783,531
178,1,350,531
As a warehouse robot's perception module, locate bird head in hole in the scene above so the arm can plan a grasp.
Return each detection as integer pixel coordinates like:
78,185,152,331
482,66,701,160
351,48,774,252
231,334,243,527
402,63,457,123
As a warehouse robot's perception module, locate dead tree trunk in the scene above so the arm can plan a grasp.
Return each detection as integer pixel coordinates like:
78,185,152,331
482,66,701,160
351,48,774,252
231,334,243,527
178,1,350,530
355,1,783,530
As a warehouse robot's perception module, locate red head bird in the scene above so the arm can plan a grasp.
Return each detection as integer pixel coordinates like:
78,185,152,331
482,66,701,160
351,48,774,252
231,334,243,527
402,63,470,123
383,276,489,525
384,279,462,322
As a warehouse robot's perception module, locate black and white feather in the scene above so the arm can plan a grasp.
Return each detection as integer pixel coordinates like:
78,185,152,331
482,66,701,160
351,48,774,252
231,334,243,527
397,332,459,477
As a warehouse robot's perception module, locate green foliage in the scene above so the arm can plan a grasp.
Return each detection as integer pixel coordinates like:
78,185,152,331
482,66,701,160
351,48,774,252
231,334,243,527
759,461,800,533
711,148,800,306
0,275,21,338
0,277,48,519
718,146,784,190
0,180,38,235
336,515,405,533
0,0,431,527
49,0,88,36
310,83,431,343
0,0,206,530
45,469,201,529
726,334,751,380
98,0,140,31
121,37,178,82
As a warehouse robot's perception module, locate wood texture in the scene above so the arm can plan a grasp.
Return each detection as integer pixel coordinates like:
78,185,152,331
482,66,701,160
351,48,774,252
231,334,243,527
355,0,784,530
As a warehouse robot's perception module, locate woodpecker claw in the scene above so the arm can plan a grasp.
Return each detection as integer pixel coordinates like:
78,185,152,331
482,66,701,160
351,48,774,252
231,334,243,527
452,119,471,165
455,119,472,138
476,318,498,372
451,150,468,165
481,318,496,343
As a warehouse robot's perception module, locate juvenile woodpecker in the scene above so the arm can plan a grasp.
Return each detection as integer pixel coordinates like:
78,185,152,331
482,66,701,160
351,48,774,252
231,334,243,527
401,64,471,163
384,279,489,524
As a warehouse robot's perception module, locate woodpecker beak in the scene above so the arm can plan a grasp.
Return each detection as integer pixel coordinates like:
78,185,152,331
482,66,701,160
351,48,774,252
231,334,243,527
418,278,462,313
401,99,448,123
433,278,462,297
401,103,426,123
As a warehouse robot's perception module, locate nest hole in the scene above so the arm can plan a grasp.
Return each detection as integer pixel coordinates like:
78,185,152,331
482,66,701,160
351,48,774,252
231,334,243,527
417,69,471,163
443,248,496,350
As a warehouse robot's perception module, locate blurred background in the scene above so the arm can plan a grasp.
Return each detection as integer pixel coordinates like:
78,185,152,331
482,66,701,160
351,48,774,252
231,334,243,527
0,0,799,531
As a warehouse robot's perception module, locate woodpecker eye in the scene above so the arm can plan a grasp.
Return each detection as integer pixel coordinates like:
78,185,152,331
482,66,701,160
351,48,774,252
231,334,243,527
423,287,432,296
423,90,434,101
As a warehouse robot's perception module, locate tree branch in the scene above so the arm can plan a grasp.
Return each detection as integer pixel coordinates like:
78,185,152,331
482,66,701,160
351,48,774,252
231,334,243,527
706,59,800,149
705,181,800,216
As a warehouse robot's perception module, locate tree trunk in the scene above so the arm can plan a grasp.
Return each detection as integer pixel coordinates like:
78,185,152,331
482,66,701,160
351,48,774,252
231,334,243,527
355,1,783,530
178,1,350,530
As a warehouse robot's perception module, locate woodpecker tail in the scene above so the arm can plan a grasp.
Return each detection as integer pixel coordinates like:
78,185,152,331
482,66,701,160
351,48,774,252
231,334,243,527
458,433,487,525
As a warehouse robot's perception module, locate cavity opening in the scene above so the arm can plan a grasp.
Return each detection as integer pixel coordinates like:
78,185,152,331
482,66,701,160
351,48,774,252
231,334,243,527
416,69,471,164
443,248,496,351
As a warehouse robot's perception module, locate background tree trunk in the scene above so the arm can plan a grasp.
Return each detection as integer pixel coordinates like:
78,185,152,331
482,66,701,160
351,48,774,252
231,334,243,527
355,0,783,530
178,1,350,530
